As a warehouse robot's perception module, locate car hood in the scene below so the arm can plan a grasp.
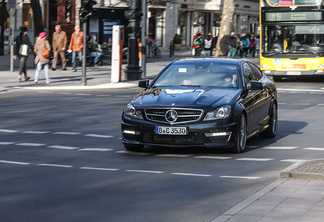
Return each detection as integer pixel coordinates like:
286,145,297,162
132,87,242,109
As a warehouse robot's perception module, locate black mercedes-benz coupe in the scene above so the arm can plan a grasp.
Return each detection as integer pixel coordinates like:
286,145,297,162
121,58,277,153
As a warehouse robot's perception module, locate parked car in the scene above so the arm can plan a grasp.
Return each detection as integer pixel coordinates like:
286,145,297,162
121,58,278,153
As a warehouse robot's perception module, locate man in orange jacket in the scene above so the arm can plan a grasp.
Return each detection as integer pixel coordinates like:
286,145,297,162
69,25,84,72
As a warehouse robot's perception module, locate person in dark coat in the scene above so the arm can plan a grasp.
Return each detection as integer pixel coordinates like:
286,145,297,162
13,26,34,82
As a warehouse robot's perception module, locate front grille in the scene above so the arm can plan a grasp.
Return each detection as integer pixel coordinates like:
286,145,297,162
142,132,204,145
145,108,203,124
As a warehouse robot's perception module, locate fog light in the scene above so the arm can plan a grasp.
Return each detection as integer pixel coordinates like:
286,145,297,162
205,132,232,137
123,130,140,135
316,70,324,73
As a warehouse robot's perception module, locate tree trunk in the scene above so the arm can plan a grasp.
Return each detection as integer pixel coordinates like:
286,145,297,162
215,0,235,57
30,0,44,41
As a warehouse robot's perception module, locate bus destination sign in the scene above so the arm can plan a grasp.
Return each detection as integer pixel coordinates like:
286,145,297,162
265,11,321,21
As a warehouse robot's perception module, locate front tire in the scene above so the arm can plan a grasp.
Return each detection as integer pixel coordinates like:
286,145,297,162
232,114,247,153
123,144,144,152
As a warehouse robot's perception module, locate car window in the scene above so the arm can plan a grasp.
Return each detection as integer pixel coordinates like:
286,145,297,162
242,62,254,87
153,63,238,88
248,63,263,81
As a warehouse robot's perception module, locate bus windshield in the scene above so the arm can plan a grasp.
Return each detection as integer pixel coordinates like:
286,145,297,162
262,24,324,57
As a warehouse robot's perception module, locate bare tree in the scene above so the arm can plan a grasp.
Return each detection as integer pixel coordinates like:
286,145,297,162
215,0,235,57
30,0,44,40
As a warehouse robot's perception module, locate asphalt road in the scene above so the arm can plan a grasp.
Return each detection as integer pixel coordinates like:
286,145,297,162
1,77,324,222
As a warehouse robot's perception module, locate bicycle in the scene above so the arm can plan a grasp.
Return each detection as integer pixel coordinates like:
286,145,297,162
148,39,161,58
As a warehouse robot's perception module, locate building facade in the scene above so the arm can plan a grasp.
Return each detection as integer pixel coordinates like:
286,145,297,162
5,0,259,48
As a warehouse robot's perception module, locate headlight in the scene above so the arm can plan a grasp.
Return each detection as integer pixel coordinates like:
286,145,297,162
262,64,270,69
125,104,143,119
203,105,231,121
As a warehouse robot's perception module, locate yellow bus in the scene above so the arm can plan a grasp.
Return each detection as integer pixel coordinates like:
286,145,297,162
260,0,324,81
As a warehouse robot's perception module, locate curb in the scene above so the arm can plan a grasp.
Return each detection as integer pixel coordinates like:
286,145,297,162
280,159,324,181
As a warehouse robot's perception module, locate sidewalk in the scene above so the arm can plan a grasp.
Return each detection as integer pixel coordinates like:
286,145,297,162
0,47,193,91
213,160,324,222
2,48,324,222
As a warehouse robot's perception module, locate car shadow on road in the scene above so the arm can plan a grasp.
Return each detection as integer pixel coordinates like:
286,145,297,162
139,120,308,155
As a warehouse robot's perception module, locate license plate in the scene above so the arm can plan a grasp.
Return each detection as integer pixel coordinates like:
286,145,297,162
155,126,187,135
286,71,301,75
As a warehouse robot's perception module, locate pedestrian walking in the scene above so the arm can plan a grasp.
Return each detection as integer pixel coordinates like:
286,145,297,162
13,26,34,82
34,32,51,84
241,34,250,57
69,25,84,72
204,35,213,56
193,33,203,57
229,34,237,57
51,24,67,71
249,33,256,58
228,32,235,57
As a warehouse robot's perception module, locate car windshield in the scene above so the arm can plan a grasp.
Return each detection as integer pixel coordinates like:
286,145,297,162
262,24,324,58
152,63,238,88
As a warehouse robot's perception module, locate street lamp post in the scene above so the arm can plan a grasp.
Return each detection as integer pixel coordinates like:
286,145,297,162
124,0,142,80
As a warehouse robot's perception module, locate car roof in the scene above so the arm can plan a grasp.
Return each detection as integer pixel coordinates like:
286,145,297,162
172,58,248,66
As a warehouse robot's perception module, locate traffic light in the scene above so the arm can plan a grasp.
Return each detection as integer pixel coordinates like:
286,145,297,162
79,0,97,19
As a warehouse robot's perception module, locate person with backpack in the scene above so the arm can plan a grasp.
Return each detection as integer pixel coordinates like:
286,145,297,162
13,26,34,82
204,35,213,56
241,34,250,57
193,33,203,57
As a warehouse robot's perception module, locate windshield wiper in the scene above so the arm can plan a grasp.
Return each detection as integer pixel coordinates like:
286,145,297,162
180,85,209,87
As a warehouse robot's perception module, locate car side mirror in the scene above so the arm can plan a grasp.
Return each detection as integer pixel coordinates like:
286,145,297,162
249,81,263,90
138,79,150,88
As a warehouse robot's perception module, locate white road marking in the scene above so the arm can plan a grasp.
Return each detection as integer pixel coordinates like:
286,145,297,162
78,148,114,152
318,104,324,106
116,151,151,155
16,143,45,147
37,164,73,168
57,92,72,95
264,146,298,150
304,147,324,151
22,131,50,134
126,170,164,174
278,103,287,105
0,142,15,145
195,156,232,160
84,134,114,138
0,160,30,165
220,176,261,179
52,132,81,135
76,93,92,96
291,103,311,105
80,167,118,171
236,158,274,161
171,172,211,177
156,154,191,158
48,145,79,150
37,91,54,94
280,159,307,163
0,129,19,133
278,88,324,93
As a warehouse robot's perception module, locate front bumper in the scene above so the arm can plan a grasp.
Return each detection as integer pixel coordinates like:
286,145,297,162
121,117,238,148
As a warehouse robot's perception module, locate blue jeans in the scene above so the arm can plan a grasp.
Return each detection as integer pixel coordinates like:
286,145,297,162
90,52,102,64
72,51,82,70
34,62,50,82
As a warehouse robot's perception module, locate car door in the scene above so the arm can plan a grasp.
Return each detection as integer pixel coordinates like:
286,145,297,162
248,62,272,129
240,62,265,134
